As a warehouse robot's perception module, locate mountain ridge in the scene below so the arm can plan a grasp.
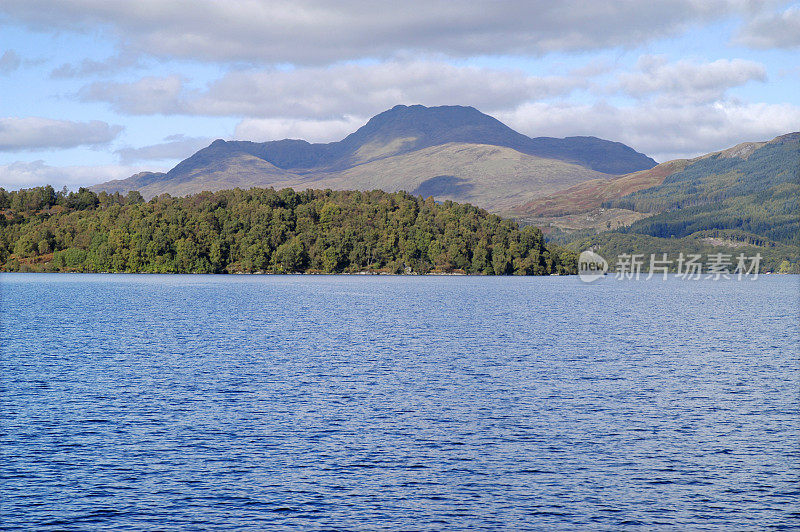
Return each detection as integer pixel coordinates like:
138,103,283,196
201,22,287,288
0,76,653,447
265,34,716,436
179,105,657,173
512,132,799,218
93,104,657,209
517,132,798,273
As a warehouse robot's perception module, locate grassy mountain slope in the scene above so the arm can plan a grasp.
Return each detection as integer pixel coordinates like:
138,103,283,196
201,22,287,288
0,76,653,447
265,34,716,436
96,143,608,213
513,133,795,218
569,230,798,273
322,104,656,174
311,143,606,210
512,160,690,217
186,105,656,173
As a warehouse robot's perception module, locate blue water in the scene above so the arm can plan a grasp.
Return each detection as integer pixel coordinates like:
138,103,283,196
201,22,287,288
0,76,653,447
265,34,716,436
1,274,798,530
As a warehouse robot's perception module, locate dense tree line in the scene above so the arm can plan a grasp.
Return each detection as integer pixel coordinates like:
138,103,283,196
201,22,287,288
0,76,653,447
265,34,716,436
0,186,577,275
613,188,800,246
571,230,799,273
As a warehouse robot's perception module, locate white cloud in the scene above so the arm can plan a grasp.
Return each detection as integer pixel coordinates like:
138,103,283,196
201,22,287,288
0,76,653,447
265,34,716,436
498,100,800,162
73,54,797,162
235,116,367,142
115,135,212,164
736,5,800,49
80,61,583,118
0,0,754,64
617,56,767,103
4,99,796,190
0,0,791,193
0,117,123,151
0,160,157,190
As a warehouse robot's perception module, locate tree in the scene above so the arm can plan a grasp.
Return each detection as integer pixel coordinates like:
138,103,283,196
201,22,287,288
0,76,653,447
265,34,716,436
0,185,593,275
274,237,307,272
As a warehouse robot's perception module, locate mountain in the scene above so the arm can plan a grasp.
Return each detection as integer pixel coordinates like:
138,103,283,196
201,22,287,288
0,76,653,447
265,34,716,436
512,134,797,218
607,132,799,244
513,133,798,237
94,105,656,211
511,159,691,218
516,132,799,271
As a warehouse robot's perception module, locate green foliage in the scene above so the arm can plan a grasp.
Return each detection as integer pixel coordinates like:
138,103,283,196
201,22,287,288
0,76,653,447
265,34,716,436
0,186,576,275
604,139,800,246
570,230,799,273
570,136,800,269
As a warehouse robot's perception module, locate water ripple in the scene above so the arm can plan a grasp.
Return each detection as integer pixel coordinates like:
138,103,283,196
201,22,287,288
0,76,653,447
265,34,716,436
1,273,798,530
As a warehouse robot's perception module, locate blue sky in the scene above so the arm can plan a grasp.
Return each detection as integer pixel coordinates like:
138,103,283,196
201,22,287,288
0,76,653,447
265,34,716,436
1,0,798,189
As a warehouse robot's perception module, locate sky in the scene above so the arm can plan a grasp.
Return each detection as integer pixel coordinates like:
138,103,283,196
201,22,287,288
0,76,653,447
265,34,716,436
1,0,799,190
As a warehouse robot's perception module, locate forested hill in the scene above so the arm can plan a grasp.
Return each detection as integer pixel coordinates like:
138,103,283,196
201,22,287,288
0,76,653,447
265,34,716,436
0,186,576,275
606,133,799,246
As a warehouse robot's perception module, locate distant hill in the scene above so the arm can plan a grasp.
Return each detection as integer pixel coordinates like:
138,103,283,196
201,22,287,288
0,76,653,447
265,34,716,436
608,132,799,245
93,105,656,211
512,133,798,221
515,132,800,271
511,160,691,217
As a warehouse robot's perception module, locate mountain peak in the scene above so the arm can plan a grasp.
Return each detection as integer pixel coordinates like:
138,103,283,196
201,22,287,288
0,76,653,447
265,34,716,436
93,104,659,201
176,105,656,175
336,105,656,174
356,104,496,133
339,104,523,155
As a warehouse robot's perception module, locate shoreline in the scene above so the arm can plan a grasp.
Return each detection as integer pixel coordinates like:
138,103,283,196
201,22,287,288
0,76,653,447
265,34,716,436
0,270,567,276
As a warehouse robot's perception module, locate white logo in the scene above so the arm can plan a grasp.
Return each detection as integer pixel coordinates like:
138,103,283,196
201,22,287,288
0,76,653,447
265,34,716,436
578,249,608,283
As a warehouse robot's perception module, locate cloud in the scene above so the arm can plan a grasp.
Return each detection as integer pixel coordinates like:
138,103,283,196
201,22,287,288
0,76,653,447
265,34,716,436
569,60,615,78
235,116,367,142
79,75,183,114
115,134,212,164
80,61,583,118
51,51,144,78
497,100,800,162
0,50,21,74
73,53,793,161
0,160,156,190
0,117,123,151
616,56,767,103
0,0,753,64
736,5,800,49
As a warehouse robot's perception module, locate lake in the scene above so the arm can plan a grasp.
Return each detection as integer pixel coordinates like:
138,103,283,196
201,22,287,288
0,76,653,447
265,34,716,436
1,274,798,530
